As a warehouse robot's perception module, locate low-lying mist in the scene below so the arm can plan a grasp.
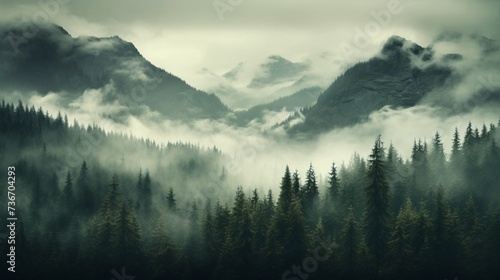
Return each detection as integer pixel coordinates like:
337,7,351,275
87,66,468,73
17,88,499,198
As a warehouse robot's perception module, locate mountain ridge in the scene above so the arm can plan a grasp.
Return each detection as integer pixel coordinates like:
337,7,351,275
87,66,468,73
0,22,230,120
284,35,500,136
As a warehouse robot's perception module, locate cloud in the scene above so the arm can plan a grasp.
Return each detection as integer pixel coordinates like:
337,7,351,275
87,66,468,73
76,36,117,55
412,34,500,107
3,0,499,96
22,81,500,192
115,59,154,82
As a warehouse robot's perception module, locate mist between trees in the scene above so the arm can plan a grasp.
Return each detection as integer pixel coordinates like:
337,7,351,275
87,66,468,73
0,100,500,280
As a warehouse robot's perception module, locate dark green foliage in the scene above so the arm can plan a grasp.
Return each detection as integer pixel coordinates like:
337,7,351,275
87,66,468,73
323,162,341,236
364,136,391,276
339,206,359,279
301,164,320,224
388,199,416,277
76,161,95,217
167,187,177,212
430,132,446,181
278,166,293,213
292,170,301,196
283,195,308,267
0,101,499,280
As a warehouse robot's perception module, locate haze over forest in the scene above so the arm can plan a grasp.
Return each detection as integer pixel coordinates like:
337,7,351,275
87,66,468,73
0,0,500,280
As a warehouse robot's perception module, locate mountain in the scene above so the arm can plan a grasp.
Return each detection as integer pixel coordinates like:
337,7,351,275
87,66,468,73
222,62,244,81
286,35,500,136
230,86,322,126
247,55,309,88
194,55,328,109
0,23,229,120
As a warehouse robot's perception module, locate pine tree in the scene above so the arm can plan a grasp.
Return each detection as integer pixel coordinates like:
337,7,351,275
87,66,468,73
463,123,479,178
202,202,216,261
411,139,430,195
213,201,230,256
308,218,331,278
185,200,200,263
430,132,446,181
292,170,301,196
216,187,254,280
432,186,451,279
450,127,462,166
283,195,308,270
327,162,340,204
339,206,359,279
324,162,341,235
278,166,293,213
363,136,391,277
481,124,488,140
463,196,485,278
113,199,144,274
485,210,500,277
266,189,275,217
76,161,94,216
89,175,122,277
135,168,143,209
167,187,177,212
30,174,42,221
259,214,283,279
62,171,74,210
141,170,153,214
301,163,319,224
150,220,179,279
251,197,268,262
388,199,415,277
464,122,474,148
57,171,75,230
250,188,259,210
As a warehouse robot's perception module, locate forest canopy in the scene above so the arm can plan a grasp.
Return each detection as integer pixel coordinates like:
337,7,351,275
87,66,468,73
0,101,499,280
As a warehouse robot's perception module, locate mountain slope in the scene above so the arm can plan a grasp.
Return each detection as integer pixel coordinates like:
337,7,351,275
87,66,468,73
231,86,322,126
287,36,458,135
0,23,229,120
247,55,309,88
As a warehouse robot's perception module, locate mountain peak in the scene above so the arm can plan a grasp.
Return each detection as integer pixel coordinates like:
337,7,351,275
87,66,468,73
0,22,230,120
248,55,309,88
381,35,424,56
267,55,289,62
0,22,72,46
286,35,453,135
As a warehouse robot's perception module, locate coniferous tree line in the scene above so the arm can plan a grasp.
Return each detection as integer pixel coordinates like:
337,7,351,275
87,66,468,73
1,101,500,280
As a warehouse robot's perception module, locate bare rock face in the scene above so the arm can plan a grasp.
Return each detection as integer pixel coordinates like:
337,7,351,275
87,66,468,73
0,23,229,120
288,36,454,135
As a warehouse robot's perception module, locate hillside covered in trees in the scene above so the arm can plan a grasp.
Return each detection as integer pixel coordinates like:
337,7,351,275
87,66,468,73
1,101,500,280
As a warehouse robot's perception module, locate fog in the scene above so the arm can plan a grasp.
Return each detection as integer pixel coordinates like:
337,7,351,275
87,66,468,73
17,87,498,198
1,24,498,198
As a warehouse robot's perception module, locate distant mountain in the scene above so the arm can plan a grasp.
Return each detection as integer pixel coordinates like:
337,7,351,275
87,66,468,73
0,23,229,120
247,55,309,88
230,86,323,126
197,55,329,109
222,62,244,81
285,35,500,136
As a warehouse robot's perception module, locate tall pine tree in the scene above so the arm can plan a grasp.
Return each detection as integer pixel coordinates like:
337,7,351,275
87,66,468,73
364,136,391,278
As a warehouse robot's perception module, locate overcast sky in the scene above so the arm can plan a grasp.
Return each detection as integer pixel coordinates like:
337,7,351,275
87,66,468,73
2,0,500,85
